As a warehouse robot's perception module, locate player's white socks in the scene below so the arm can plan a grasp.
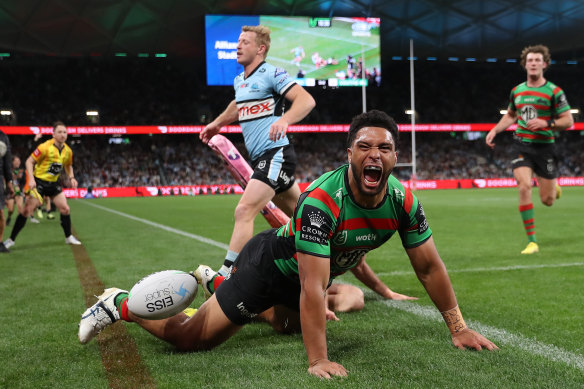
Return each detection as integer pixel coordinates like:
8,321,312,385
218,250,239,276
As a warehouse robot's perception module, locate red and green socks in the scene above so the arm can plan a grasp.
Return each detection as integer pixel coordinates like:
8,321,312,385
519,203,537,243
114,292,132,322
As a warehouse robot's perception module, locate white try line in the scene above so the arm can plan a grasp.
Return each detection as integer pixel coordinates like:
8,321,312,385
81,201,229,251
377,262,584,277
379,299,584,372
80,201,584,372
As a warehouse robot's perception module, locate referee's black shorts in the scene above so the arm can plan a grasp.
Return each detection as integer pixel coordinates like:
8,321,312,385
215,229,301,326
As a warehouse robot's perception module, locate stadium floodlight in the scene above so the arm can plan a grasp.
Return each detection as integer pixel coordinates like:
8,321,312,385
86,110,99,116
570,109,579,114
0,110,12,115
405,109,415,115
500,110,508,115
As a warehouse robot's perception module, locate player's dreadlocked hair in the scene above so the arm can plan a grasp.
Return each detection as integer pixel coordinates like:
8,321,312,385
346,110,399,148
242,25,271,57
520,44,551,71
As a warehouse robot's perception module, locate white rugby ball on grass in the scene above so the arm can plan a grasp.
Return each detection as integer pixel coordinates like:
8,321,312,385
127,270,198,319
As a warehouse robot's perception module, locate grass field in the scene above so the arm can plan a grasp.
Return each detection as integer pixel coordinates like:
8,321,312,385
262,16,381,80
1,187,583,388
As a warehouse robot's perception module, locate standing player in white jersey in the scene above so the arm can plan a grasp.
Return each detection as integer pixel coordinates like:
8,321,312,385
200,25,316,276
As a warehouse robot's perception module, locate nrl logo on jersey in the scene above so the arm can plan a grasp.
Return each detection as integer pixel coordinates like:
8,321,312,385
332,230,347,245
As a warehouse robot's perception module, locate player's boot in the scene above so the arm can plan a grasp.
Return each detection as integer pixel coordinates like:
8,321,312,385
556,184,562,200
192,265,217,299
521,242,539,255
78,287,127,344
183,308,198,317
29,216,40,224
47,212,55,220
3,239,15,249
65,235,82,245
36,208,43,219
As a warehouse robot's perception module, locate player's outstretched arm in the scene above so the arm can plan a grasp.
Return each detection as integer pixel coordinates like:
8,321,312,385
298,252,347,378
200,100,239,144
406,237,498,351
350,256,418,300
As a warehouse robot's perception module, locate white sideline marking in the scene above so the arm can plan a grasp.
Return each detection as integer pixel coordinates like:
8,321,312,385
80,201,584,371
377,262,584,277
81,201,229,250
380,299,584,372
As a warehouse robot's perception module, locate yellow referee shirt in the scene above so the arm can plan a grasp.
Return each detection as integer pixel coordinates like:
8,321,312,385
31,139,73,182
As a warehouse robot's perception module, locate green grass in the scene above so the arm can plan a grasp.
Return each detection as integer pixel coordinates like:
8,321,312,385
1,187,583,388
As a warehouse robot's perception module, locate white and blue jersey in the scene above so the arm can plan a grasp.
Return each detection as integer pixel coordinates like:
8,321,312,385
234,61,297,160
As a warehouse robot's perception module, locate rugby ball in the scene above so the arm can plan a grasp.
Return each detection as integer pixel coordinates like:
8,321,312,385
127,270,198,320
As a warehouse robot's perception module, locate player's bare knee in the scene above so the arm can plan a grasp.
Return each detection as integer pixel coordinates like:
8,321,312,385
541,196,554,207
233,202,256,222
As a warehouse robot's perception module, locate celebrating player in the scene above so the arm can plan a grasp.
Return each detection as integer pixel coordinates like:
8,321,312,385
4,121,82,249
486,45,573,254
79,110,498,379
200,25,315,277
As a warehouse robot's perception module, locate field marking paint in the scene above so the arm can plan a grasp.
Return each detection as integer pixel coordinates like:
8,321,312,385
379,299,584,372
80,202,584,372
377,262,584,277
81,201,229,250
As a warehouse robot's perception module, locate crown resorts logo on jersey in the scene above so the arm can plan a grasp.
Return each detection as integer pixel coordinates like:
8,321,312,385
300,205,331,245
308,211,325,228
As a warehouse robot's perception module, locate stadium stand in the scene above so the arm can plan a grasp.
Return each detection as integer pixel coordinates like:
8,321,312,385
2,57,583,186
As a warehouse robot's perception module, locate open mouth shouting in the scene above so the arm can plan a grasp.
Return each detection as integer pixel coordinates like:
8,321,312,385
363,165,382,189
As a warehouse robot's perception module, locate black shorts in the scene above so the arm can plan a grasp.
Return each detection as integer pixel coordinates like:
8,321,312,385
251,145,297,194
35,177,62,198
511,138,558,179
215,229,301,326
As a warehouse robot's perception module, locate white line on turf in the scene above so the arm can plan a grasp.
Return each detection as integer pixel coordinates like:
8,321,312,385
377,262,584,277
80,201,584,371
379,299,584,372
81,201,229,251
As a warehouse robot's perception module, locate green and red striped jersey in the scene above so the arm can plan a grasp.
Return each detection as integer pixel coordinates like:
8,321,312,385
273,164,432,280
508,81,570,143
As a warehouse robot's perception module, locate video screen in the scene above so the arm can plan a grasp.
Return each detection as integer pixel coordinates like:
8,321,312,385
205,15,381,87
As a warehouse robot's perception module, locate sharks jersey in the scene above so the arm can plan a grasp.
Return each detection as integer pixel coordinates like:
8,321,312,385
273,164,432,281
234,61,296,160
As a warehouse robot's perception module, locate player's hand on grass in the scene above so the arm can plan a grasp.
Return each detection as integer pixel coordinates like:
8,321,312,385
308,359,348,379
452,328,499,351
325,308,339,321
387,290,418,301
